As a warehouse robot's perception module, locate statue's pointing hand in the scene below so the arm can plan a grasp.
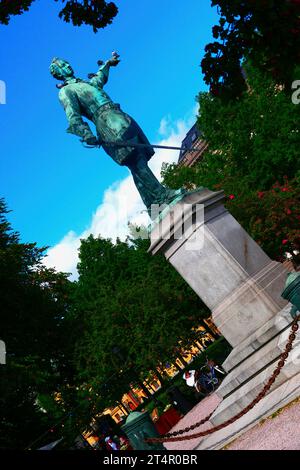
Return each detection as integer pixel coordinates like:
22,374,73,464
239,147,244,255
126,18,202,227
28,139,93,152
109,51,120,67
88,53,120,79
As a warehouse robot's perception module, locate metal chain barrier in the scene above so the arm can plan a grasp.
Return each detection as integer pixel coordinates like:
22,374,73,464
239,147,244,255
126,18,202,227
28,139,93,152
146,314,300,443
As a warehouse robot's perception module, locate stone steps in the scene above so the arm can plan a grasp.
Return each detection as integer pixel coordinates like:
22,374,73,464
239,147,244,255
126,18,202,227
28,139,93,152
222,304,292,372
211,332,300,425
196,371,300,450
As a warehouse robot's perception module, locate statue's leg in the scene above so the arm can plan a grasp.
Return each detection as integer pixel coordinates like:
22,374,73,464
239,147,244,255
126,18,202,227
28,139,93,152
127,155,183,213
127,156,166,209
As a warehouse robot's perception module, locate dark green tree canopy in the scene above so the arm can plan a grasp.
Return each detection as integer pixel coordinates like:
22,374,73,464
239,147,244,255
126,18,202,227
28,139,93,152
163,63,300,191
161,63,300,263
0,199,80,449
0,0,118,32
202,0,300,99
71,234,210,408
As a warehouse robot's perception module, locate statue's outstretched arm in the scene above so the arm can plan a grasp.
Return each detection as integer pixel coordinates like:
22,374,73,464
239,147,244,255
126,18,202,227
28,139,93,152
89,60,110,89
89,55,120,89
59,87,96,144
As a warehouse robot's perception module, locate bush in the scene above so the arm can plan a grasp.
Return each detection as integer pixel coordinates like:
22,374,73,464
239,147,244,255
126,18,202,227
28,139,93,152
225,177,300,263
186,337,232,371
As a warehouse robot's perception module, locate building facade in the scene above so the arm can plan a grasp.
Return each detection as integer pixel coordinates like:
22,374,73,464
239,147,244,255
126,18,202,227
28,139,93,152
177,123,208,167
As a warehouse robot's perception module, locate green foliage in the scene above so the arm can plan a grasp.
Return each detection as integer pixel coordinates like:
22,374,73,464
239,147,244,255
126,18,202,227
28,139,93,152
183,337,232,371
164,66,300,191
197,66,300,189
57,0,118,32
202,0,300,99
0,0,118,32
71,235,211,410
225,178,300,263
162,64,300,263
0,199,80,449
0,0,34,25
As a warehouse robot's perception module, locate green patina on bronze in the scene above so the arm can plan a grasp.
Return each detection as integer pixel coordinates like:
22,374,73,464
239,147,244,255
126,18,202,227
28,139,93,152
50,55,185,217
282,272,300,319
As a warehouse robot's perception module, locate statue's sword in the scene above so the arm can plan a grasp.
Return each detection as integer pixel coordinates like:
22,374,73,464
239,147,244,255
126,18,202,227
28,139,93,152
83,139,201,152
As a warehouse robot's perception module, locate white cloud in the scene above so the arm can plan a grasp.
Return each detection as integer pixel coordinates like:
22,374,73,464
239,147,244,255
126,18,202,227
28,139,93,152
158,115,171,136
44,111,196,279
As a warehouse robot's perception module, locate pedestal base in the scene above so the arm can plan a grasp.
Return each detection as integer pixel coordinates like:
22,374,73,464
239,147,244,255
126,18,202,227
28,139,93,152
148,189,298,449
210,304,300,425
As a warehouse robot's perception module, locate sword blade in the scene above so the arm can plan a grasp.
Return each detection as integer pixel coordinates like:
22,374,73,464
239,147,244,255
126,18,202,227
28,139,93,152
101,140,200,152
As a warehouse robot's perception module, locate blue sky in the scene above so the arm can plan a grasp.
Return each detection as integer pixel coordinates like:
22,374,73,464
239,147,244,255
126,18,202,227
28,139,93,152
0,0,219,270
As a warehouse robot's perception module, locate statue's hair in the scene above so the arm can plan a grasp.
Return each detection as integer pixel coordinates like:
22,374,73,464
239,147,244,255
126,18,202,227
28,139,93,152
49,58,73,81
49,63,63,80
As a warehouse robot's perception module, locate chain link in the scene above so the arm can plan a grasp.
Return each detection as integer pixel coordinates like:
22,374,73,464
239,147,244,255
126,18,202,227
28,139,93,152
146,314,300,443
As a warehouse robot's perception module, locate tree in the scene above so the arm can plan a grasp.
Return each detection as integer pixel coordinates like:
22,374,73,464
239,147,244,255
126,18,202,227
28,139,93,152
163,63,300,191
0,0,118,32
0,199,82,449
202,0,300,99
161,63,300,264
71,235,211,409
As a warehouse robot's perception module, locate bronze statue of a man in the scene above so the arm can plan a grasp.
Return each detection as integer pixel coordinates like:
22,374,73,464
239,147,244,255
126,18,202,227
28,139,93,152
50,55,182,217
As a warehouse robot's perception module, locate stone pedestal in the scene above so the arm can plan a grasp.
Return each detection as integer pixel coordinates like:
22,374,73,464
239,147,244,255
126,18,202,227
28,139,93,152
149,189,288,346
148,190,299,436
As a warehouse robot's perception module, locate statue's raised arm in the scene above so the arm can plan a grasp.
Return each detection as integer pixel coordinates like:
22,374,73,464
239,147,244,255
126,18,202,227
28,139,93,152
88,52,120,89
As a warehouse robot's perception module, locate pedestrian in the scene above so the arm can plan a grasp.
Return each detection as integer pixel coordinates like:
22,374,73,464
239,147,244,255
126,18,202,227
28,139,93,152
105,436,119,451
119,436,133,451
183,370,201,393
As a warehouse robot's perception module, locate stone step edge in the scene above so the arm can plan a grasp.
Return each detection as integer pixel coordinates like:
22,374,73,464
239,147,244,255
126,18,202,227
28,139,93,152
218,321,299,398
195,376,300,450
211,343,300,425
223,304,292,372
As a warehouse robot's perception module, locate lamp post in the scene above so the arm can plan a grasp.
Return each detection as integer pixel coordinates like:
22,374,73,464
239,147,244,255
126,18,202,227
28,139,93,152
0,340,6,365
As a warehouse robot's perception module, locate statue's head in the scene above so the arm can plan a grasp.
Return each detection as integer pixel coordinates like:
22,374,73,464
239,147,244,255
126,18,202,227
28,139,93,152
50,57,74,81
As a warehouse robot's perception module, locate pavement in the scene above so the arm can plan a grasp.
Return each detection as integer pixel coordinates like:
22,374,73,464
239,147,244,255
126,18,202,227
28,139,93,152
164,394,222,451
164,387,300,451
224,397,300,450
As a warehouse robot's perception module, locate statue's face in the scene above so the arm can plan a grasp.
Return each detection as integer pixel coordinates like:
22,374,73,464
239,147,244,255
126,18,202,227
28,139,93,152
50,58,74,80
